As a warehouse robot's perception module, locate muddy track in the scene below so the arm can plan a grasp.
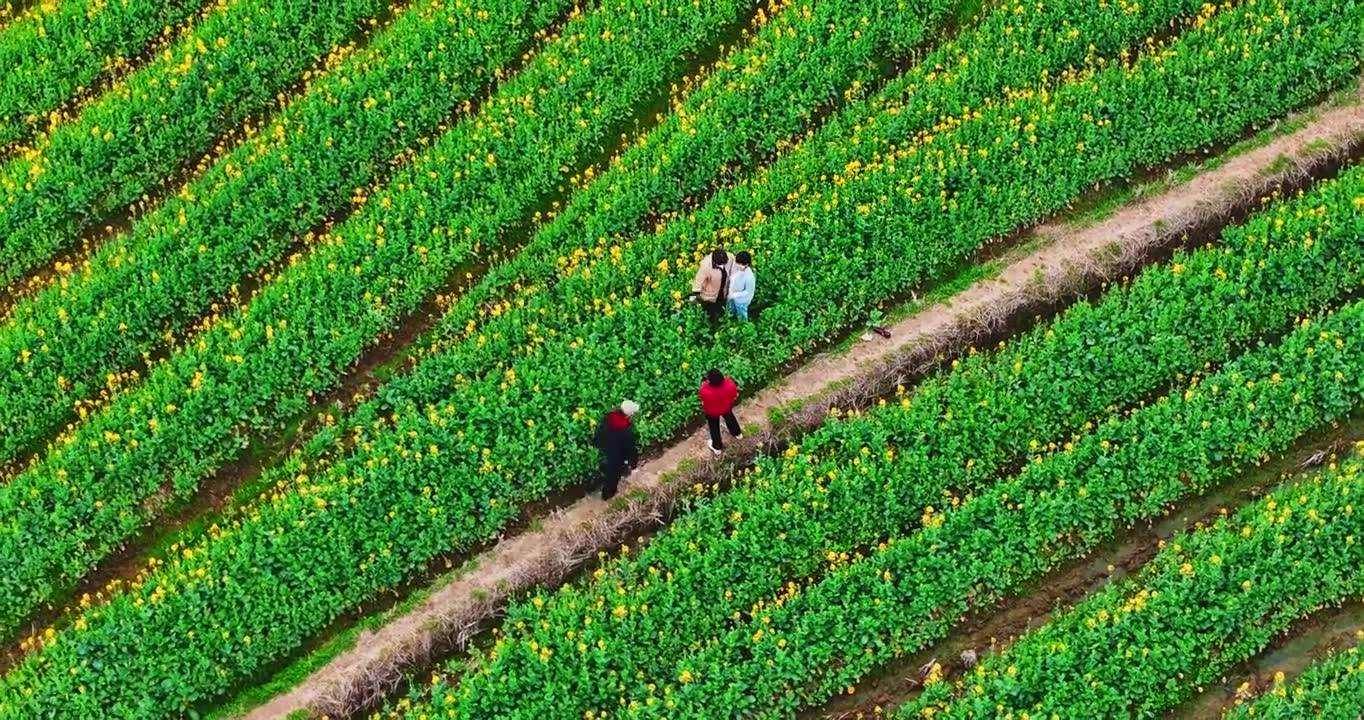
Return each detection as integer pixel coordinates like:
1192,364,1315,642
809,428,1363,719
0,0,769,672
1173,594,1364,718
218,78,1364,720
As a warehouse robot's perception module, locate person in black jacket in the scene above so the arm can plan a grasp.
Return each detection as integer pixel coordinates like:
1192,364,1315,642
592,399,639,500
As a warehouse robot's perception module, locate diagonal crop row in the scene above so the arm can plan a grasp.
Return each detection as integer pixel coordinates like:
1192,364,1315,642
0,0,574,465
420,264,1364,719
0,0,1216,646
6,0,1360,713
363,0,1355,504
428,0,1230,336
201,0,1360,636
389,161,1364,717
0,0,759,675
605,289,1364,719
1227,641,1364,719
0,0,959,476
331,0,1265,535
901,449,1364,719
0,0,205,151
0,0,398,291
0,0,972,636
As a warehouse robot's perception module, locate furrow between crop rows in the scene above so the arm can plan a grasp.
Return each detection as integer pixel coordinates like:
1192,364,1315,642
106,2,1360,697
4,0,1362,715
0,0,1183,640
0,0,765,706
0,0,402,295
394,158,1364,718
0,0,577,473
1226,639,1364,719
646,289,1364,718
0,0,206,153
434,242,1364,718
899,447,1364,719
1171,599,1364,719
0,0,585,655
308,98,1364,720
812,438,1347,720
323,0,1347,561
0,0,970,644
0,0,1237,699
0,0,960,484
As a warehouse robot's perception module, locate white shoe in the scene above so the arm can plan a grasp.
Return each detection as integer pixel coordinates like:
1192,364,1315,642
733,433,744,440
708,443,722,456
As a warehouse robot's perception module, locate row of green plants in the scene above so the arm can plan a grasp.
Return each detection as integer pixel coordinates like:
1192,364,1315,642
0,0,1217,476
370,0,1353,486
0,0,574,463
0,0,396,290
442,0,1227,319
0,0,958,475
0,0,760,686
1229,641,1364,719
0,0,1207,649
291,0,1362,651
613,291,1364,718
901,448,1364,718
0,0,973,639
421,260,1364,718
334,0,1271,554
5,0,1359,712
0,0,204,150
390,160,1364,716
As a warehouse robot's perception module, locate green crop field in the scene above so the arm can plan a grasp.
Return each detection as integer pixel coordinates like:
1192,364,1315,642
1,0,1363,718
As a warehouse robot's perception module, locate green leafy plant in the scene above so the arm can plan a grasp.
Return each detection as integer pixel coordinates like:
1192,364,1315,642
11,0,1364,714
1227,642,1364,719
0,0,396,289
0,0,573,462
904,448,1364,718
395,159,1364,718
0,0,204,149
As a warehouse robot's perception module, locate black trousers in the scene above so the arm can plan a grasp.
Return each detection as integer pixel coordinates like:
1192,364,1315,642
706,411,742,449
701,300,724,331
600,461,625,500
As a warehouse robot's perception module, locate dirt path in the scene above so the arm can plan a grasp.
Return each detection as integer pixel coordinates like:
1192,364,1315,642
1172,602,1364,720
808,425,1363,719
241,89,1364,719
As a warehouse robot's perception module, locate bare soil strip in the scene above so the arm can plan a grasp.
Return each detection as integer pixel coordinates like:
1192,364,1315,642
1174,586,1364,718
222,92,1364,718
9,5,870,676
808,424,1364,719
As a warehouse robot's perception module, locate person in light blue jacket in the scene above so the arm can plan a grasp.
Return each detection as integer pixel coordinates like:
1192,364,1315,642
727,250,755,321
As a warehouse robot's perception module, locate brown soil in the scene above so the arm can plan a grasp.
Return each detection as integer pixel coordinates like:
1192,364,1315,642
229,79,1364,720
808,424,1364,719
813,523,1162,720
1173,601,1364,718
2,0,767,673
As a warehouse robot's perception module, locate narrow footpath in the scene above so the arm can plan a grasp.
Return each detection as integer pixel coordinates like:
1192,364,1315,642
244,87,1364,719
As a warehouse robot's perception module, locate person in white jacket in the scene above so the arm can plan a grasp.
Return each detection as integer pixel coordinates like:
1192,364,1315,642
727,250,755,321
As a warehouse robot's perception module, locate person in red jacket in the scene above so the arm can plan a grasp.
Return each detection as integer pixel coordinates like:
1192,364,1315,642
698,369,743,455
